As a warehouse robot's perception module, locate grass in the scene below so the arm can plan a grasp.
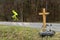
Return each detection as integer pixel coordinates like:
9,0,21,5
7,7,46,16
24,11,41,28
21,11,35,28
0,25,60,40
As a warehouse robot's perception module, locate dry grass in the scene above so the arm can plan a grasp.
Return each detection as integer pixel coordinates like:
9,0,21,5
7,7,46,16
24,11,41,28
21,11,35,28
0,25,60,40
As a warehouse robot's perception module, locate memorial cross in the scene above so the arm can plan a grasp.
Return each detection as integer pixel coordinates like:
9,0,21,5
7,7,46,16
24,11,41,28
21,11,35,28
39,8,49,31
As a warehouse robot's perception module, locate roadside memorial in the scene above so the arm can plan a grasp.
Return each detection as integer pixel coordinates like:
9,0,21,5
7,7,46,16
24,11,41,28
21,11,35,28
39,8,55,40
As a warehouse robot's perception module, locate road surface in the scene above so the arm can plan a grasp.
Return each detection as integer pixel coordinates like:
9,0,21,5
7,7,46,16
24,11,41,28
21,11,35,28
0,22,60,32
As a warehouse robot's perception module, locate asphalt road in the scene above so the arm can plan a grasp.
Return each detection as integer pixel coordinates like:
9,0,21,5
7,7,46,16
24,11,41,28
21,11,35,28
0,22,60,32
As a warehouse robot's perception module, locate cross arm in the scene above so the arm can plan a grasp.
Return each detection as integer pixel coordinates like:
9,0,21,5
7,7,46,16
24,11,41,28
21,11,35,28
39,12,49,15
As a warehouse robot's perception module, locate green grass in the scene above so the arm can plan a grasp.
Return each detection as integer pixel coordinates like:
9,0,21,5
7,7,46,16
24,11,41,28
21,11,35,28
0,25,60,40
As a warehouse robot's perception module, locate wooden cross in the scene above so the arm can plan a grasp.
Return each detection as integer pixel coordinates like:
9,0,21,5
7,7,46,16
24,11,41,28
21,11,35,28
39,8,49,31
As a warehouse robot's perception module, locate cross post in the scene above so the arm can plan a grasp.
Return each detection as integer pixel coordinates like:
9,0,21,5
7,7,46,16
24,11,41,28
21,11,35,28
39,8,49,31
